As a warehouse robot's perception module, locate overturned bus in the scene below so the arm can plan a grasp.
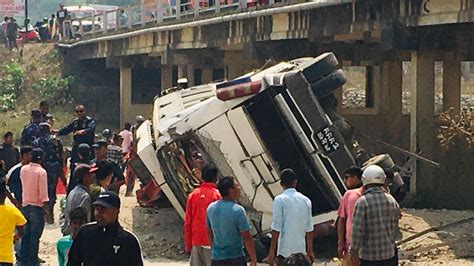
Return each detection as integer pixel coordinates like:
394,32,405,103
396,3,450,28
133,53,390,238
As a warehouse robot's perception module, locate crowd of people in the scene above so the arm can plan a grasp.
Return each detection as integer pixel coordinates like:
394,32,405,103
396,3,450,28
0,101,146,265
184,164,401,266
34,4,73,42
0,16,19,51
0,4,73,52
0,103,402,266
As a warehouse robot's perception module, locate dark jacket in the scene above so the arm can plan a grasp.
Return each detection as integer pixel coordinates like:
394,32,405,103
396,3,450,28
7,164,22,201
0,143,20,171
34,133,63,171
58,116,96,164
67,221,143,266
58,116,96,147
21,122,41,147
92,158,125,184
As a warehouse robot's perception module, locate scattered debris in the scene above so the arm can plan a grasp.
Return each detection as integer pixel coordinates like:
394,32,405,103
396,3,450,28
438,107,474,149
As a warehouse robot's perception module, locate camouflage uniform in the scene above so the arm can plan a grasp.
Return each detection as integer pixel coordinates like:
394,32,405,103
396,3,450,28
21,122,41,147
35,131,63,220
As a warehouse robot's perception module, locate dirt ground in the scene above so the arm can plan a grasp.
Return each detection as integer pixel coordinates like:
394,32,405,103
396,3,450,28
30,187,474,266
398,209,474,265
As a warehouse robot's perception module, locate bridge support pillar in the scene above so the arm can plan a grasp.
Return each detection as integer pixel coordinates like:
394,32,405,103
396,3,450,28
443,53,461,113
202,68,213,83
226,64,242,80
120,67,132,128
381,61,403,144
161,66,173,90
223,51,247,80
410,51,436,195
187,65,195,86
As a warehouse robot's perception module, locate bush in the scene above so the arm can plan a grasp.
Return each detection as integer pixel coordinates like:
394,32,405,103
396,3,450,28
0,62,25,111
32,76,75,105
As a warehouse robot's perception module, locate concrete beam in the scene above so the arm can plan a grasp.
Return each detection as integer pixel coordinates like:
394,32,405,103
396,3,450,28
443,53,462,113
410,51,436,194
106,57,121,68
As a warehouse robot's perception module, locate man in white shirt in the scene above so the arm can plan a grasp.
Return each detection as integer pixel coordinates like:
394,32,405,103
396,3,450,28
268,169,315,266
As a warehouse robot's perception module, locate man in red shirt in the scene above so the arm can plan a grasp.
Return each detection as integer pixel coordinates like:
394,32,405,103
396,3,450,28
337,166,363,266
184,163,221,266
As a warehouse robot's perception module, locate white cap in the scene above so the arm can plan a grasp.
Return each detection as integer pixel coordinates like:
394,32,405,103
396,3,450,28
362,165,386,186
177,78,188,84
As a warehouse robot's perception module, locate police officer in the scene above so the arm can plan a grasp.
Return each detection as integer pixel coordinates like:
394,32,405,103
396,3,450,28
68,191,144,266
55,105,96,165
39,100,50,122
35,122,64,224
21,109,43,146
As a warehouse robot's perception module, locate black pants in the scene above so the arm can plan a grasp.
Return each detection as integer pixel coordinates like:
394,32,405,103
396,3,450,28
211,256,246,266
360,255,397,266
1,263,14,266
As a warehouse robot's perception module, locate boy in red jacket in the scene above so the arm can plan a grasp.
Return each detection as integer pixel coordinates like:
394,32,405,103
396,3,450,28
184,164,221,266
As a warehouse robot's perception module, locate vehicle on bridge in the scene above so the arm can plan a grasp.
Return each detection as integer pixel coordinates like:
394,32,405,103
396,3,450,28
132,53,406,259
67,5,100,38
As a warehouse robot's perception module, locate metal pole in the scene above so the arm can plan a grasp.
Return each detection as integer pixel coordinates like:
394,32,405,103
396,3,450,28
215,0,220,14
24,0,28,32
141,0,146,26
103,12,108,33
157,0,163,22
194,0,199,18
176,0,181,20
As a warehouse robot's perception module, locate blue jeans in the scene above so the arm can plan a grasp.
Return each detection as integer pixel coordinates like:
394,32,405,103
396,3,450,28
14,230,21,259
20,206,45,266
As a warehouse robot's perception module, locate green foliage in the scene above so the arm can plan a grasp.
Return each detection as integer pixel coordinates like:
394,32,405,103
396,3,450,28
32,76,75,105
0,63,25,111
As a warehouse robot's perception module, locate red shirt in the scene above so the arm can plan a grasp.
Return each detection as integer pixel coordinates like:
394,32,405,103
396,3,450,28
337,187,363,252
184,182,221,252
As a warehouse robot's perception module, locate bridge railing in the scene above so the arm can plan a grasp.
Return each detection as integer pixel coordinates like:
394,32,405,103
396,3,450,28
68,0,309,39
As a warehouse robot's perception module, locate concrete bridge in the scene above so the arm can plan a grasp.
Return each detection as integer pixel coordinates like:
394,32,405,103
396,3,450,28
59,0,474,208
